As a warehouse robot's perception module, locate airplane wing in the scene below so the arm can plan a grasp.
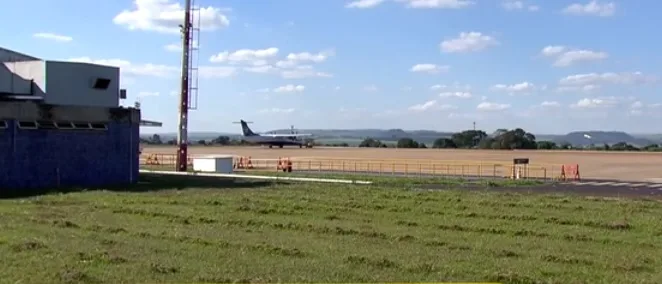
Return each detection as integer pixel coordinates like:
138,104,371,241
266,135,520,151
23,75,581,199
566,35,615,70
262,133,312,137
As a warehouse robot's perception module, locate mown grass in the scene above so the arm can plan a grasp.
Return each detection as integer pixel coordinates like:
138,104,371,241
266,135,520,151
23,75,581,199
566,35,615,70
1,174,661,283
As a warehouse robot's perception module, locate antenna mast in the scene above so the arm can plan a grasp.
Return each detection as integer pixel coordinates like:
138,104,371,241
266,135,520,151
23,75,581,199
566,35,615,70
176,0,192,172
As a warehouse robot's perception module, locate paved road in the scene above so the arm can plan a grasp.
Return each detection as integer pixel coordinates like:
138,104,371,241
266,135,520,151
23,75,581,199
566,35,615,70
292,169,662,199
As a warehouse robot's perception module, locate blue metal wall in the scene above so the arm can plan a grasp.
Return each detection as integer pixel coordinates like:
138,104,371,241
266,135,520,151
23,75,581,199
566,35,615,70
0,120,139,189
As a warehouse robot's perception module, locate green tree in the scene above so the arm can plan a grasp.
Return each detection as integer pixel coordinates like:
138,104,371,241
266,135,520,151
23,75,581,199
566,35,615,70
432,138,457,149
396,138,419,148
359,138,383,148
212,136,230,145
536,141,557,150
451,130,488,148
150,134,162,144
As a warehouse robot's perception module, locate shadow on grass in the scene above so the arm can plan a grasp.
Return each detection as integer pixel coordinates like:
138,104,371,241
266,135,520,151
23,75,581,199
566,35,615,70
0,173,278,199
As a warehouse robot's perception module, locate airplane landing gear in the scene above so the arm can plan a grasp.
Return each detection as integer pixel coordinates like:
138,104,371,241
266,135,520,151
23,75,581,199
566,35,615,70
269,145,273,148
279,145,284,148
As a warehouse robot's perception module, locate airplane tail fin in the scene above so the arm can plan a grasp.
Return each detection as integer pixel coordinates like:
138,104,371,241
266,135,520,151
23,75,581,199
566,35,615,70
240,120,258,136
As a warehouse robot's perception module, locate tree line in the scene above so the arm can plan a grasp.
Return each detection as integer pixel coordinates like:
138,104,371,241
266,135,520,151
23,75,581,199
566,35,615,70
359,128,662,152
141,134,252,146
141,130,662,152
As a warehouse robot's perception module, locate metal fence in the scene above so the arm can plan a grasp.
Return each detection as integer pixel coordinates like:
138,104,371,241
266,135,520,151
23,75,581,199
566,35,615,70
140,153,560,180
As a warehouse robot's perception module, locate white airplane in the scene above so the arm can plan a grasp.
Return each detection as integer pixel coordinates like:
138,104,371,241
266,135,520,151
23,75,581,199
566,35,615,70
235,120,313,148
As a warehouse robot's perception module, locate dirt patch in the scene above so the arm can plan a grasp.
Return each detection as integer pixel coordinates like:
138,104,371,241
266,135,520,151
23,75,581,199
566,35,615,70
142,146,662,182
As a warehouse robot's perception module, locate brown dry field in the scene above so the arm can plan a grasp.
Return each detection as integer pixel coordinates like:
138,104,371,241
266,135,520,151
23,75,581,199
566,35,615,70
142,146,662,182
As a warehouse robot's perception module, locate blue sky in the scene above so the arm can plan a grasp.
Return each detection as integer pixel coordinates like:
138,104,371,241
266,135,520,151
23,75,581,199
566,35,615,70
1,0,661,134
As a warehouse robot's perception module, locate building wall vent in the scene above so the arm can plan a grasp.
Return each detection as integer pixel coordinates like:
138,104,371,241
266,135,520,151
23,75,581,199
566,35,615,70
18,121,38,129
56,121,74,129
92,78,111,90
37,120,58,129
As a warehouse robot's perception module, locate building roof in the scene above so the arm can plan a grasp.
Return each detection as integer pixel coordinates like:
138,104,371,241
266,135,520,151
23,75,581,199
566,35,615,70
0,47,40,62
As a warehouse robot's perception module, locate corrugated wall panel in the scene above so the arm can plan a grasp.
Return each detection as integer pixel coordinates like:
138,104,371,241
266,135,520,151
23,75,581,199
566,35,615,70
0,120,139,190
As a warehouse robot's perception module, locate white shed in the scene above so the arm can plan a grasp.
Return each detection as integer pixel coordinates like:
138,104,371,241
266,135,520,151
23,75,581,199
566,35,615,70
192,155,234,173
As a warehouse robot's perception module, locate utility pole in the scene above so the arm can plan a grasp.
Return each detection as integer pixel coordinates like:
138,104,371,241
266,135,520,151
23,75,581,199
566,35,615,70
473,121,476,131
176,0,192,172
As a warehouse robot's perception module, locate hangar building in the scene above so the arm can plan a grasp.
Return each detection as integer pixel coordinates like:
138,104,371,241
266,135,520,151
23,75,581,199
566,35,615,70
0,46,151,190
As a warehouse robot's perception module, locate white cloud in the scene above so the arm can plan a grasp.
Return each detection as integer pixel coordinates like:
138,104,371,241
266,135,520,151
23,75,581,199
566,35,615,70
68,57,236,81
408,100,437,111
408,100,456,112
554,49,608,67
630,101,643,109
164,40,199,52
502,1,539,11
113,0,230,34
563,1,615,17
243,65,278,74
273,84,305,93
541,45,566,56
410,63,450,74
346,0,385,8
259,108,295,114
281,65,332,79
439,91,472,98
477,102,510,111
540,101,560,107
33,32,73,42
363,85,379,92
541,45,608,67
559,72,657,86
396,0,474,9
570,97,617,109
208,48,333,79
491,81,535,94
67,57,177,77
197,66,236,78
556,84,600,93
440,32,498,53
137,91,160,97
210,48,279,64
430,82,471,91
276,50,335,68
286,51,333,63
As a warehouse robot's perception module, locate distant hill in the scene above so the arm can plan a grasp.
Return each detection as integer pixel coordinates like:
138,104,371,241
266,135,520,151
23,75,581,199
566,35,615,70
142,129,661,147
542,131,658,147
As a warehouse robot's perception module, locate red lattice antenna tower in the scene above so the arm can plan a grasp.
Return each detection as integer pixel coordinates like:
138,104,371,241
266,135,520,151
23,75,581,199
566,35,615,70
176,0,193,172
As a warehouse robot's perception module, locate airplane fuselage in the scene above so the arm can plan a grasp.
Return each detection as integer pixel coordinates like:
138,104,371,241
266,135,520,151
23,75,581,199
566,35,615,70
243,135,307,148
236,119,313,148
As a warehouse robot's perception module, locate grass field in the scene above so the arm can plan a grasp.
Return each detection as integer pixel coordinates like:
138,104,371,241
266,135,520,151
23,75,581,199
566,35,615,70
2,174,661,283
